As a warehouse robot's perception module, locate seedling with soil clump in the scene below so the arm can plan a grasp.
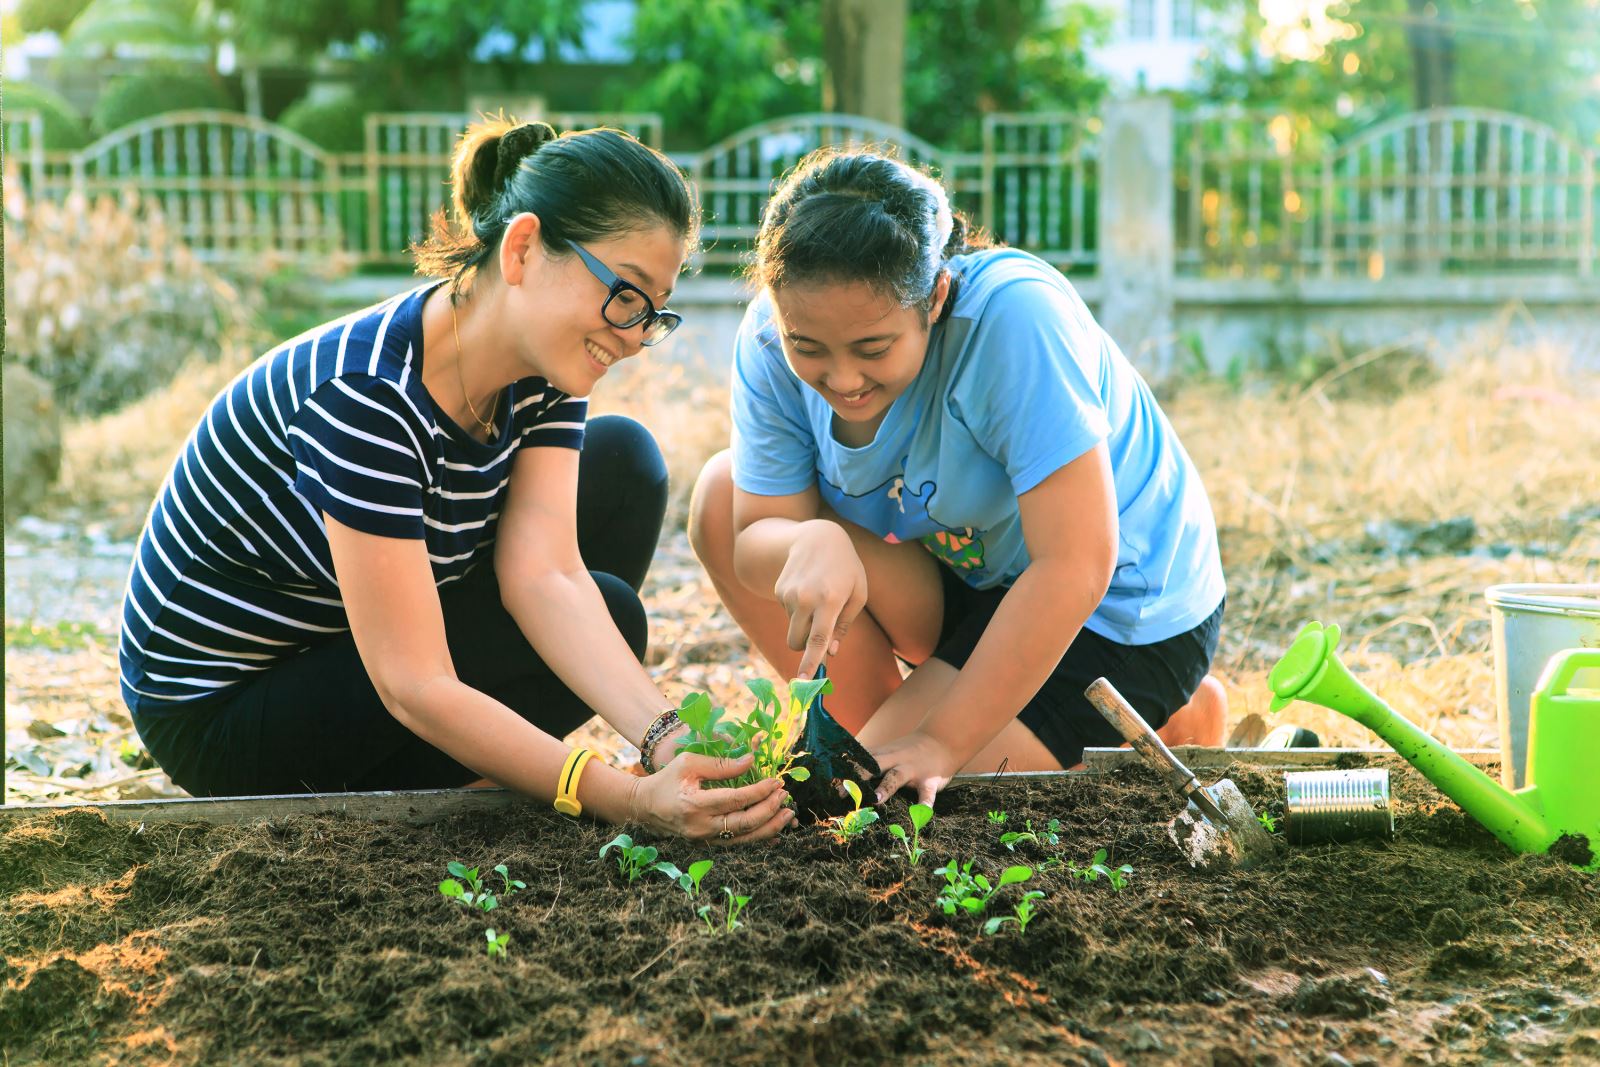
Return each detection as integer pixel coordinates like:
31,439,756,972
674,665,882,821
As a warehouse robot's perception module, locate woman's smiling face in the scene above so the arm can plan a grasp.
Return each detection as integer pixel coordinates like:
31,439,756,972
771,274,949,443
501,217,686,398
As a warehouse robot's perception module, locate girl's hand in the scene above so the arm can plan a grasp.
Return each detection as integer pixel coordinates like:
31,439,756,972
776,520,869,679
632,752,795,844
866,730,959,808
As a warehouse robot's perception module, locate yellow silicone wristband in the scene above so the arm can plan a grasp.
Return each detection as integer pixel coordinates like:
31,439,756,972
553,748,594,817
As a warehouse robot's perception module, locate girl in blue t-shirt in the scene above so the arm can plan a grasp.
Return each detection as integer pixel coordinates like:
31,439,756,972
118,118,791,844
690,149,1229,806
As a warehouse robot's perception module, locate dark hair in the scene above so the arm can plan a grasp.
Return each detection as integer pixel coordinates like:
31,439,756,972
413,116,700,298
750,147,991,321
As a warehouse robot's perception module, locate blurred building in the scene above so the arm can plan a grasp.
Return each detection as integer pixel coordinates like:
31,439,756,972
1088,0,1222,91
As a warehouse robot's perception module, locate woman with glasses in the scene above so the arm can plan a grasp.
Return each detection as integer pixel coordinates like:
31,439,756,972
689,149,1229,808
120,118,793,844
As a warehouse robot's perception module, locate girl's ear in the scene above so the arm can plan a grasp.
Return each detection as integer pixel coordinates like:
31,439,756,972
928,270,952,323
500,212,543,286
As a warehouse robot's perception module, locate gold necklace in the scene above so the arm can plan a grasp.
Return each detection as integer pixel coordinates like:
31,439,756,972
451,301,497,436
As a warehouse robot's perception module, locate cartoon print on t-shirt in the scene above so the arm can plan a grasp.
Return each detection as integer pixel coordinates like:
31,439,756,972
921,526,986,572
821,466,988,575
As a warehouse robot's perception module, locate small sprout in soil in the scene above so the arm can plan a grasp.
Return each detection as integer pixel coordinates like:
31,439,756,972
440,861,498,912
987,810,1008,825
1258,812,1279,833
935,859,1033,915
674,677,830,788
697,886,750,933
484,928,510,958
494,864,527,897
1068,849,1134,890
655,858,714,899
828,779,880,842
999,818,1062,851
887,803,934,865
600,834,663,884
984,890,1046,936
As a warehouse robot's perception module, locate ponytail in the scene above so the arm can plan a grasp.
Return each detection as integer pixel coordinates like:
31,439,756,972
413,115,699,299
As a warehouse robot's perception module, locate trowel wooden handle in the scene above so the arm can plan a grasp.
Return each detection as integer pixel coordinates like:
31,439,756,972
1085,677,1201,794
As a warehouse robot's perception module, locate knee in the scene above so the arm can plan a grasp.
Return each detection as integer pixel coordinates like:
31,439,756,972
593,571,649,662
687,449,735,571
584,414,669,504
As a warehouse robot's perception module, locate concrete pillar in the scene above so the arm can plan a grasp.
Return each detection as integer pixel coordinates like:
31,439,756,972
1098,96,1175,376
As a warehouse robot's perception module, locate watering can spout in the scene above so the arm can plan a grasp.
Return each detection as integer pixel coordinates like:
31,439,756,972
1268,622,1558,856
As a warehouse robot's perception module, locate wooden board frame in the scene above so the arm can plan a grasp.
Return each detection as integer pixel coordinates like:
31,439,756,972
0,748,1498,828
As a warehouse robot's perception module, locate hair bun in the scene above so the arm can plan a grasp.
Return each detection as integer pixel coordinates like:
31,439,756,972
494,122,558,193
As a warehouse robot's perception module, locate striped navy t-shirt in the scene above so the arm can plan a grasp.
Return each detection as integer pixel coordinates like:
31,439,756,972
119,282,587,711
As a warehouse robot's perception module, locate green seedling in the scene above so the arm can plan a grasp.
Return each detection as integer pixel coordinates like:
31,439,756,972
1257,811,1278,833
986,810,1008,825
697,886,750,933
484,928,510,958
887,803,934,864
999,818,1061,851
935,859,1033,915
493,864,526,897
600,833,663,884
1068,848,1134,890
984,890,1046,936
439,862,498,912
828,780,880,842
674,677,830,788
654,858,715,899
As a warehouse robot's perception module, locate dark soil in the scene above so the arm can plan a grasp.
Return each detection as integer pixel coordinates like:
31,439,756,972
4,758,1598,1066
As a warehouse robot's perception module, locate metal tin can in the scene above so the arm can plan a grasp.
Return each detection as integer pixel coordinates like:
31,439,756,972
1284,769,1394,844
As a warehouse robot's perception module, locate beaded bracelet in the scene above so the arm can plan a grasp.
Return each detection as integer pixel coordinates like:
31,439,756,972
639,708,683,774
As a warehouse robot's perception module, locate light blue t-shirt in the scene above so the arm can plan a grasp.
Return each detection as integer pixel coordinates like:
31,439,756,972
730,247,1225,646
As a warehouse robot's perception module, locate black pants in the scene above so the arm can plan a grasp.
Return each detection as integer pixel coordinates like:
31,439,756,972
132,415,669,797
927,564,1224,768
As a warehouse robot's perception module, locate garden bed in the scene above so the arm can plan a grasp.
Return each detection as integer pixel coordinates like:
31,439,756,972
4,755,1597,1066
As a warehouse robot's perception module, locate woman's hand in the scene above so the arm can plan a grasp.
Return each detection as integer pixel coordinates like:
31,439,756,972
866,730,960,808
631,752,795,844
775,519,869,679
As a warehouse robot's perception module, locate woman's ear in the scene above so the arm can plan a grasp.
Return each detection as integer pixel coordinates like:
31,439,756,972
928,270,952,323
500,212,543,286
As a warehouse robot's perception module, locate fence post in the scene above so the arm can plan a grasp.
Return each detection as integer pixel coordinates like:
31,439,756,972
1097,96,1175,375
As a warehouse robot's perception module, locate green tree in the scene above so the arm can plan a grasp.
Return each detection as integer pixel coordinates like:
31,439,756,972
1193,0,1600,143
607,0,1107,149
601,0,821,148
17,0,93,36
216,0,591,108
904,0,1110,149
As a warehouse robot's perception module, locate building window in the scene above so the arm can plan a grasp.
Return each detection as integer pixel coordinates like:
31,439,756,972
1127,0,1156,39
1171,0,1198,39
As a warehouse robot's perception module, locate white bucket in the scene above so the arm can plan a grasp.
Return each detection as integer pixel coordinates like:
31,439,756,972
1486,583,1600,790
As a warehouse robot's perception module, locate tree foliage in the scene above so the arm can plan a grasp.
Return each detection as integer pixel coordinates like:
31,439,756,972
1192,0,1600,143
602,0,1108,149
17,0,93,36
904,0,1110,148
598,0,821,148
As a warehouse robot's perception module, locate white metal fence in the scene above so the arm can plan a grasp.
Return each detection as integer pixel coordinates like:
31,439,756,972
6,105,1595,279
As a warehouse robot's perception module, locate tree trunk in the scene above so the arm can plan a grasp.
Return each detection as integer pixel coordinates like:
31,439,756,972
821,0,906,127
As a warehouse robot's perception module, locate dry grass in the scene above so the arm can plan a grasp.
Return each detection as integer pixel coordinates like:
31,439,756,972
15,315,1599,802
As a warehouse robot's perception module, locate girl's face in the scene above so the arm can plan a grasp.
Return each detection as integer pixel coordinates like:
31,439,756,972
771,275,950,442
502,217,686,398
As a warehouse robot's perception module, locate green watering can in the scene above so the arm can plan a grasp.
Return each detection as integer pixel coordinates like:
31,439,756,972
1267,622,1599,870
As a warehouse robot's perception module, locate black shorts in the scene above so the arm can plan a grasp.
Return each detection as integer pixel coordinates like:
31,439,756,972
925,565,1224,768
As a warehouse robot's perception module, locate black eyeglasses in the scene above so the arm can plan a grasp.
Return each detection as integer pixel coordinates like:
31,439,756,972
564,239,682,347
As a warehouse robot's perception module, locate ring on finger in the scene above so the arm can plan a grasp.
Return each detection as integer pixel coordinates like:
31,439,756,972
717,815,734,841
